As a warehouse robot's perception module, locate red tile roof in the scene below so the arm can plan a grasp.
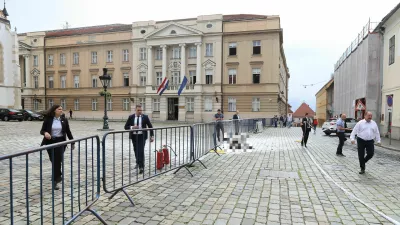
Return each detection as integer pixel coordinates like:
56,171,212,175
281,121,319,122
45,24,131,38
223,14,269,21
288,108,293,113
292,103,315,118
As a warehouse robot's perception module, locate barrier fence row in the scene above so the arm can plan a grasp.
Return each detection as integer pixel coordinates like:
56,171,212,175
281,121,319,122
0,118,271,225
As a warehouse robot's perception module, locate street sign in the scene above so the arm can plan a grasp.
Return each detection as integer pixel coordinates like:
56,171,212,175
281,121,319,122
387,95,393,107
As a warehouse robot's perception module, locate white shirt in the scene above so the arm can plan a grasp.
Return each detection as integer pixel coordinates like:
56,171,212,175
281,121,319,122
51,117,63,137
350,119,381,143
131,114,142,134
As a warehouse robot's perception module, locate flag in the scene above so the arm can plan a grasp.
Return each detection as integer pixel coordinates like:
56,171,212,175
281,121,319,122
157,77,169,96
177,76,188,96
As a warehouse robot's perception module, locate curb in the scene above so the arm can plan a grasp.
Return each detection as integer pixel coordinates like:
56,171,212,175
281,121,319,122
375,143,400,152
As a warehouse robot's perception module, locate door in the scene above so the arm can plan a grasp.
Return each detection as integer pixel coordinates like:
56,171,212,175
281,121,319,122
168,98,179,120
21,98,25,109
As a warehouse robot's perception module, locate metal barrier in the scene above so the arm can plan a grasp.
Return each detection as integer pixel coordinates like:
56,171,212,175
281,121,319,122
102,125,195,206
0,136,106,225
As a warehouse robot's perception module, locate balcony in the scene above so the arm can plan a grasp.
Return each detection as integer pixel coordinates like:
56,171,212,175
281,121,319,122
151,84,195,91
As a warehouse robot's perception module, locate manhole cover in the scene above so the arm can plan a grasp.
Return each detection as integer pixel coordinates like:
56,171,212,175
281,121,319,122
323,165,347,171
259,170,299,179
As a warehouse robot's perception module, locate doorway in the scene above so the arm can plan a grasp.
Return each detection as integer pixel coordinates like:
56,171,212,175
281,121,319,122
21,98,25,109
168,98,179,120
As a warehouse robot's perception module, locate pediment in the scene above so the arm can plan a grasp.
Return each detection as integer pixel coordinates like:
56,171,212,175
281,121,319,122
19,41,32,50
144,22,202,39
137,63,148,72
202,59,216,69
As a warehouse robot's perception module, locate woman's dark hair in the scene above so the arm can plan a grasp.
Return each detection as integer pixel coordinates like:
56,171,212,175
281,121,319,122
45,105,62,117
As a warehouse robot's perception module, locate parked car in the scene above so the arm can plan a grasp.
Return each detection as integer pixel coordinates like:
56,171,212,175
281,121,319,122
20,109,44,121
322,118,357,135
0,108,24,121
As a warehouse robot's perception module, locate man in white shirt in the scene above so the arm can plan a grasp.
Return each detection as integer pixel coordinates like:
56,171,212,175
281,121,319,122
350,111,381,174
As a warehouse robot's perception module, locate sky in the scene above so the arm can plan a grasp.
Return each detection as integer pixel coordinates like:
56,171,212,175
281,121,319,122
4,0,399,112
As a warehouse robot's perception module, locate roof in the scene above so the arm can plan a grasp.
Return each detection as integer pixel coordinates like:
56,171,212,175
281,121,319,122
292,103,315,118
315,78,334,96
373,2,400,32
223,14,269,21
288,108,293,113
46,24,131,37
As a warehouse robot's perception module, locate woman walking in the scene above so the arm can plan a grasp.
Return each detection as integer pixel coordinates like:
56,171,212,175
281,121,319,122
40,105,74,190
313,116,318,134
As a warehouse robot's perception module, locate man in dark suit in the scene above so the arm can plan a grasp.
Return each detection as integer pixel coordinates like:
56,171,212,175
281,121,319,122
124,105,154,174
301,112,312,147
233,110,240,135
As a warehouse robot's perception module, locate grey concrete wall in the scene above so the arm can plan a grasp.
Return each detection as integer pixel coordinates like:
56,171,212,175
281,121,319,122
333,33,381,122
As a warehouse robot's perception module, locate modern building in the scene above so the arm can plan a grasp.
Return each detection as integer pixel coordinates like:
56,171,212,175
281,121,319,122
0,3,21,109
374,3,400,138
333,20,381,122
18,14,290,122
315,78,334,125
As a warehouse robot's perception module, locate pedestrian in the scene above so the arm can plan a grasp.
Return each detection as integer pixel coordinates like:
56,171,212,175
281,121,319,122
313,116,318,134
40,105,74,190
279,115,284,128
233,110,240,135
124,105,154,174
287,114,292,128
350,111,381,174
336,114,351,157
214,109,224,143
301,113,312,147
274,115,278,128
283,115,287,127
69,109,73,119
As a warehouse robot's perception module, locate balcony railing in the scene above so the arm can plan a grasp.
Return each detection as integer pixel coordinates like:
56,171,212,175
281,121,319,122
151,84,195,91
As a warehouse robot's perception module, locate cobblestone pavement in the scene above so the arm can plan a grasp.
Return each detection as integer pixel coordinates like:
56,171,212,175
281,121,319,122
1,121,400,225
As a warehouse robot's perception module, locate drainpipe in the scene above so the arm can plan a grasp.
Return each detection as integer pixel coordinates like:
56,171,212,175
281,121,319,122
44,37,47,110
220,22,224,113
377,29,384,133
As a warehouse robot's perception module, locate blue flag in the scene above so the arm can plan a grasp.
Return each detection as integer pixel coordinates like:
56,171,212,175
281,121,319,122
178,76,188,96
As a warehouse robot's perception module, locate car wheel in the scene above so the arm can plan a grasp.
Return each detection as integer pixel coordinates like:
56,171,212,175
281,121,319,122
28,116,32,121
324,131,331,136
18,119,23,122
4,116,9,121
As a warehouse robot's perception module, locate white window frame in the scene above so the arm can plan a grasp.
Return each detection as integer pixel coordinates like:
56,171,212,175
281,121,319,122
33,99,39,111
253,40,261,55
189,70,196,84
139,72,147,86
108,74,113,87
252,97,261,112
186,97,194,112
91,52,97,64
153,98,160,112
228,68,237,84
74,99,80,111
205,69,213,85
60,75,66,88
92,99,98,111
92,75,98,88
139,48,147,60
189,46,197,58
252,68,261,84
33,55,39,67
48,55,54,66
172,47,181,59
48,76,54,88
60,53,66,65
107,98,113,111
48,99,54,108
139,98,146,111
107,50,113,63
60,99,66,109
34,76,39,89
156,72,162,85
123,73,129,87
73,52,79,65
123,49,129,62
204,96,212,112
172,72,180,85
123,98,130,111
228,97,236,112
156,48,163,60
74,75,80,88
205,43,213,57
229,43,237,56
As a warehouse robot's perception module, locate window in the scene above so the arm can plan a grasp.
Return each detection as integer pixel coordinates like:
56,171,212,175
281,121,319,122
253,41,261,55
189,70,196,84
172,47,181,59
139,48,147,60
156,48,163,60
33,55,38,67
48,76,54,88
205,43,213,56
389,35,395,65
48,55,54,66
74,75,80,88
205,69,213,84
123,73,129,87
91,52,97,64
229,43,237,56
92,99,98,111
204,97,212,112
140,72,147,86
123,49,129,62
108,74,113,87
73,52,79,65
228,69,237,84
156,72,163,85
74,99,79,111
252,97,260,112
33,99,39,111
48,99,54,108
171,72,180,85
60,75,66,88
186,97,194,112
107,51,113,63
92,75,98,88
252,68,261,84
122,98,130,111
34,76,39,89
60,54,66,65
228,98,236,112
153,98,160,111
60,99,66,109
139,98,146,111
189,46,197,58
107,98,113,111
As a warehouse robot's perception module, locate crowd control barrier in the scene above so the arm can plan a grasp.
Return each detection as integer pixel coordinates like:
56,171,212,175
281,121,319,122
0,136,106,225
101,125,195,206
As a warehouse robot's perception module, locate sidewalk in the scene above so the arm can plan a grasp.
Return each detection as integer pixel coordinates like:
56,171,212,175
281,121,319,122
377,136,400,152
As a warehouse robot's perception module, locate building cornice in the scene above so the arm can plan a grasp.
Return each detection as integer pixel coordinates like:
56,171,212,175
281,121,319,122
45,40,131,49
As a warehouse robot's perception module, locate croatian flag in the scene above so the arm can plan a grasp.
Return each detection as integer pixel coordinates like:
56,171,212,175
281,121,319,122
177,76,188,96
157,77,169,96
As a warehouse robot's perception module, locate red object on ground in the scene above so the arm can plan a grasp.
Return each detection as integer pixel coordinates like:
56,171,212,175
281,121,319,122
162,146,170,165
156,150,164,170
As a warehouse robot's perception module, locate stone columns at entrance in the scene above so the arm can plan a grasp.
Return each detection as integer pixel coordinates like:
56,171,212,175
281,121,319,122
161,45,167,79
24,55,30,88
195,43,202,84
179,44,186,82
147,46,153,86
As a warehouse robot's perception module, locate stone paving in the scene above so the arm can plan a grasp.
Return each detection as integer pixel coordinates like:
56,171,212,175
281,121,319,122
0,120,400,224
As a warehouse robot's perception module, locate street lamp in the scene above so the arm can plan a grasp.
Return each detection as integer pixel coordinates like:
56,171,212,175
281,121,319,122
99,68,111,130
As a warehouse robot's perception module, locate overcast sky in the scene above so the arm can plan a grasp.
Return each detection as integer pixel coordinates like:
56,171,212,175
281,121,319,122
4,0,399,112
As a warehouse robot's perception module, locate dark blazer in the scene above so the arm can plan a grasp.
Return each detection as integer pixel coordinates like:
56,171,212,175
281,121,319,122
124,114,154,140
40,116,74,146
233,114,239,120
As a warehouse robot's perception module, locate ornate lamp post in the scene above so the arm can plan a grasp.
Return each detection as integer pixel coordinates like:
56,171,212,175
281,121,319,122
99,68,111,130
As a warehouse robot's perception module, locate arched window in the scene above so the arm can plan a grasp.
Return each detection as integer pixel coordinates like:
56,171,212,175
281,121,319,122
0,43,4,83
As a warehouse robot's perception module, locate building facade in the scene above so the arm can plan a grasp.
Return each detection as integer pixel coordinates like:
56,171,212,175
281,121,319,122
18,14,290,122
315,78,334,125
0,5,21,109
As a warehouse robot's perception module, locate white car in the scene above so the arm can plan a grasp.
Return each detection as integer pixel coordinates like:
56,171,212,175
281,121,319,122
322,118,357,135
